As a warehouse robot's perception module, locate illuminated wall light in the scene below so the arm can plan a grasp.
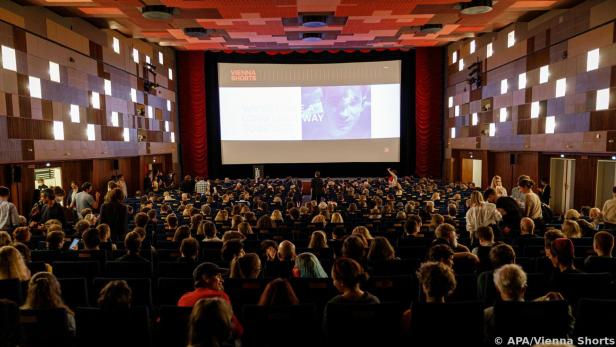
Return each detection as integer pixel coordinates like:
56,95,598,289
70,104,80,123
112,37,120,54
507,31,515,48
158,52,164,65
452,51,458,64
518,73,526,90
458,58,464,72
168,68,173,80
91,91,100,109
587,48,600,72
499,107,507,122
147,105,153,119
450,128,456,138
560,154,565,158
164,121,170,132
448,96,453,108
555,78,566,98
132,48,139,63
500,79,508,95
87,124,95,141
29,76,41,99
539,65,549,84
53,121,64,140
123,128,130,142
104,79,112,96
531,101,540,119
596,88,610,111
487,43,493,58
166,100,171,112
1,45,17,71
49,61,60,83
489,123,496,137
170,132,175,143
470,40,476,54
111,111,119,127
472,112,478,126
145,55,151,64
545,116,556,134
454,105,460,117
130,88,137,103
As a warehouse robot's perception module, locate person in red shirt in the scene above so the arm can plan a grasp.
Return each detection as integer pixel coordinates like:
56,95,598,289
177,262,244,337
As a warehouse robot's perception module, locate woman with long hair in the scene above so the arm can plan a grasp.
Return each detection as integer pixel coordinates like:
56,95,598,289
490,175,508,197
0,245,31,281
294,253,328,278
21,272,75,333
187,298,236,347
465,191,502,243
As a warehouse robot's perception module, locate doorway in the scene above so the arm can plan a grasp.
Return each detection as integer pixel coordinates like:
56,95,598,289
550,158,575,215
595,160,616,209
34,167,62,190
462,159,482,187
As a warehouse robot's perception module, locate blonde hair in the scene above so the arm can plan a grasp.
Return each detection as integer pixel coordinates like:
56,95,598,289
0,246,31,281
330,212,344,224
564,209,580,220
22,272,72,314
469,191,484,207
214,210,228,222
308,231,328,249
0,231,12,247
352,226,373,241
311,214,327,226
562,220,582,239
271,210,284,222
491,176,502,188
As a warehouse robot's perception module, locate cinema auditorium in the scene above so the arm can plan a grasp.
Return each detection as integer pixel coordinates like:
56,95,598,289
1,0,616,346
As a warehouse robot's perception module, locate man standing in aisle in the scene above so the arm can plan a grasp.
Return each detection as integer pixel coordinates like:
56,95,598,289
602,186,616,232
311,171,324,203
71,182,100,219
0,186,19,231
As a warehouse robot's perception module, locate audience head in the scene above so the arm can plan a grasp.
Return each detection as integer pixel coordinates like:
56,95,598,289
221,239,245,262
561,220,582,239
12,227,31,243
124,231,142,255
331,257,368,292
520,217,535,235
0,231,12,247
428,244,454,268
593,231,614,257
134,212,149,228
180,237,200,260
46,230,65,250
98,280,132,311
493,264,527,301
490,244,516,268
0,186,10,199
277,240,296,261
476,226,494,244
0,245,31,281
188,298,234,347
469,191,484,207
549,238,575,269
294,252,328,278
260,240,278,261
351,226,373,243
258,278,299,306
173,225,191,243
193,262,228,290
564,209,580,220
82,228,101,250
435,223,457,247
367,237,396,262
308,230,328,249
230,253,261,279
342,235,367,262
23,272,70,312
417,261,457,303
544,230,566,252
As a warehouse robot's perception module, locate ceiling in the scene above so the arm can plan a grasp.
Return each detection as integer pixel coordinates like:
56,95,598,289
19,0,577,51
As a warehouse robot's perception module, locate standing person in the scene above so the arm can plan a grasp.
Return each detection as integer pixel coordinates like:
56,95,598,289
116,175,128,200
387,168,398,188
510,175,529,208
490,176,508,197
40,189,66,227
465,191,501,243
195,176,209,196
143,171,153,194
538,178,551,206
71,182,100,219
602,186,616,231
0,186,19,231
519,178,543,227
311,171,324,203
66,181,79,207
99,188,129,241
181,175,195,194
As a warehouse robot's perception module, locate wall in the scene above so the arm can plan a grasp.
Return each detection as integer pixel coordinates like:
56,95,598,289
0,1,178,166
445,0,616,210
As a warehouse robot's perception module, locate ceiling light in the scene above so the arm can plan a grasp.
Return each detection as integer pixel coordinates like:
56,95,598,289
301,33,323,42
141,5,175,20
301,15,328,28
183,27,213,38
419,24,443,34
460,0,493,15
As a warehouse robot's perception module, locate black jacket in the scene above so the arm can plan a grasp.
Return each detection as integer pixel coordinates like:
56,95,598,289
100,201,129,241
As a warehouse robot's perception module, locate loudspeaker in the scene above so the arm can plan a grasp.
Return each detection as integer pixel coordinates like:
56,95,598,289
2,166,21,184
509,154,517,165
13,166,21,183
113,159,119,171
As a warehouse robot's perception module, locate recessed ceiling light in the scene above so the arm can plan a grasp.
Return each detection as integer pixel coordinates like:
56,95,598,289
141,5,175,20
460,0,493,15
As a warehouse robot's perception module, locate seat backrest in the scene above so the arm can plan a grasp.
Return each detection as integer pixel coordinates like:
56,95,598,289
552,272,614,304
52,261,100,279
409,301,483,345
157,262,196,278
19,308,72,347
92,278,152,307
493,300,570,338
242,304,318,347
76,306,152,347
157,305,192,347
105,261,152,278
0,279,23,305
575,298,616,338
157,277,194,305
366,276,417,307
224,278,265,313
57,278,89,309
449,274,478,302
324,302,402,346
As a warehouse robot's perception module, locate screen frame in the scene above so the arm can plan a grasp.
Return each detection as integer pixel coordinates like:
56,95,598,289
201,50,415,178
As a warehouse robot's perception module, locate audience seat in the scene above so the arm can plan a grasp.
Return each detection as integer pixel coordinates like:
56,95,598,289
0,279,24,305
289,278,337,310
324,302,402,346
366,276,417,307
105,261,152,278
52,261,100,279
76,306,152,347
551,272,615,304
225,279,265,313
449,274,478,302
19,308,73,347
157,277,194,305
157,262,196,278
27,261,49,275
408,301,483,345
575,298,616,338
157,305,192,347
242,304,318,347
493,301,571,340
57,278,89,309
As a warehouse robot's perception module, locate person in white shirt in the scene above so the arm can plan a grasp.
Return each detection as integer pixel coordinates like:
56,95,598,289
0,186,19,231
602,186,616,229
466,190,502,243
194,177,209,195
490,175,508,197
117,174,128,200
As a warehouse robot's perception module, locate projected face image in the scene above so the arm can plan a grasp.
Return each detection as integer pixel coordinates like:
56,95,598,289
302,85,371,140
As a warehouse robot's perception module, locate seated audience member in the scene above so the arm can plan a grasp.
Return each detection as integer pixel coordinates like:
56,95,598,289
0,298,19,346
331,212,344,224
278,240,297,262
561,220,582,239
178,262,243,337
221,239,245,263
366,237,397,263
548,238,581,275
82,228,101,250
293,252,328,278
429,214,445,231
200,221,222,242
342,235,368,264
12,227,31,244
351,226,373,244
179,238,200,263
539,230,566,275
472,226,498,273
0,231,11,246
323,257,379,328
584,231,616,274
428,244,455,268
83,213,98,228
257,278,300,306
221,230,246,243
0,245,31,281
173,225,191,243
73,220,90,238
256,215,274,233
401,261,457,333
434,223,470,253
260,240,278,262
188,298,238,347
311,214,328,228
229,253,261,279
308,231,329,250
237,222,253,237
165,214,178,233
116,231,149,262
403,215,423,239
98,280,132,311
46,230,65,251
21,272,75,334
477,244,516,305
515,218,536,248
97,224,117,251
230,215,243,231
